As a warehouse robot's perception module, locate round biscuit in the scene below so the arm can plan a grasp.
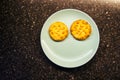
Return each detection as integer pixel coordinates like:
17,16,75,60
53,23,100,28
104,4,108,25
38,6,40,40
49,22,68,41
70,19,92,40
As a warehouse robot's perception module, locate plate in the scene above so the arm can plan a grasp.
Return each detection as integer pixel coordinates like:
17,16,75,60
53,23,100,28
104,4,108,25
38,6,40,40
40,9,100,68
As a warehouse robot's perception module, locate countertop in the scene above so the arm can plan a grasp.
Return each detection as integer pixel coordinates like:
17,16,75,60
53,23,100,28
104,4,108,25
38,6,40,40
1,0,120,80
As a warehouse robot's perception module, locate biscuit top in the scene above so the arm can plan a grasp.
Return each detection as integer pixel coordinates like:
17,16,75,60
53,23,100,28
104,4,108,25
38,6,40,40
49,22,68,41
70,19,92,40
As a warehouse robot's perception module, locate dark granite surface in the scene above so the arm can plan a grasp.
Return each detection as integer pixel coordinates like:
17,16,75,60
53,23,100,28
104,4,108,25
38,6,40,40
0,0,120,80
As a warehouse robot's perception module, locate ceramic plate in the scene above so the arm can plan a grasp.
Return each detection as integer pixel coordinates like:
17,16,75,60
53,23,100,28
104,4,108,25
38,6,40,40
40,9,100,68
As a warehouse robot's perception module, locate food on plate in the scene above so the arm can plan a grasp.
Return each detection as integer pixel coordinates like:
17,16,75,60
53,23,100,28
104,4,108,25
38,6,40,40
70,19,92,40
49,22,68,41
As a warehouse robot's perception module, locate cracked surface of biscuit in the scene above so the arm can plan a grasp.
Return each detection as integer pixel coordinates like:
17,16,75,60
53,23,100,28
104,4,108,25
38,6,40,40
70,19,92,40
49,22,68,41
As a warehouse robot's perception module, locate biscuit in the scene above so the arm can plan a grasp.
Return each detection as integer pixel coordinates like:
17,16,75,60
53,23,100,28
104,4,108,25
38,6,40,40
49,22,68,41
70,19,92,40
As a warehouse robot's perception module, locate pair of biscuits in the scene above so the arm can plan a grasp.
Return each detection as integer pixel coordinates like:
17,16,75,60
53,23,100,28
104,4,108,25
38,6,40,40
48,19,92,41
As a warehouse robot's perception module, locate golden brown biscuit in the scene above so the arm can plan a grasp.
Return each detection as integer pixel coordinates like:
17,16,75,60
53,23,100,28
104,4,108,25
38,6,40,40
70,19,92,40
49,22,68,41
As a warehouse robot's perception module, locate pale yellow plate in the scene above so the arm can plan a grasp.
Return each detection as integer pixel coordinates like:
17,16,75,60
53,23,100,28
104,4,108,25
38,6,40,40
40,9,100,68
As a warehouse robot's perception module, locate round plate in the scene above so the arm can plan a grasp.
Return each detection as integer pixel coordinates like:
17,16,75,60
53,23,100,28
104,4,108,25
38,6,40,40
40,9,100,68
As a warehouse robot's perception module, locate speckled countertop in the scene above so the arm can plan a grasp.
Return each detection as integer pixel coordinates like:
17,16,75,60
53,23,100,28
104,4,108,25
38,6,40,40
0,0,120,80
